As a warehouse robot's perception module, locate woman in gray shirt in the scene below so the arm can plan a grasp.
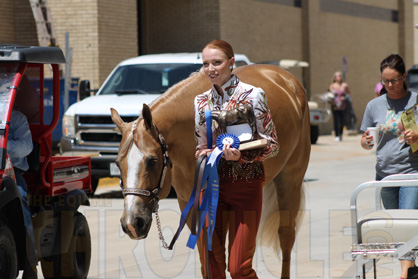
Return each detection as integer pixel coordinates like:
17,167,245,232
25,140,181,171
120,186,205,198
360,54,418,279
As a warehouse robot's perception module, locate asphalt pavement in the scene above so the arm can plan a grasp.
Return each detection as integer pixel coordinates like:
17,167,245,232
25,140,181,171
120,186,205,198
25,133,406,278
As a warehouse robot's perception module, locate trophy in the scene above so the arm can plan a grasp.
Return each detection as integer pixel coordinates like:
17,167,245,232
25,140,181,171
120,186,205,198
199,103,270,150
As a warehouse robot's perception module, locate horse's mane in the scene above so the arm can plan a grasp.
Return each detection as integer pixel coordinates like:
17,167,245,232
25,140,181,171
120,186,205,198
149,69,206,109
118,70,206,158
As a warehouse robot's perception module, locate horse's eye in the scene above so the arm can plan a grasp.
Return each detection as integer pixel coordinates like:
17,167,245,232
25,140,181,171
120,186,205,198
148,158,158,168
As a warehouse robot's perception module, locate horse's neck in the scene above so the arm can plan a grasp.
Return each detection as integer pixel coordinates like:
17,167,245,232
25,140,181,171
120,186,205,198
152,73,206,122
150,72,210,154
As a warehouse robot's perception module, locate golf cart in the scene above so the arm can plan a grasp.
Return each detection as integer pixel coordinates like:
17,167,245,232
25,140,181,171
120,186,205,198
259,60,331,144
0,45,91,278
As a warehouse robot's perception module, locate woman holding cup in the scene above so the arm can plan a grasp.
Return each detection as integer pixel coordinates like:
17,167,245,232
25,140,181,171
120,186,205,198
360,54,418,279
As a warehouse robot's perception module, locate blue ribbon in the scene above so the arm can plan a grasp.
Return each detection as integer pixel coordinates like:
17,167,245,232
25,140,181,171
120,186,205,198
205,133,239,249
171,109,240,251
216,133,240,150
205,154,222,250
187,133,240,250
205,110,213,149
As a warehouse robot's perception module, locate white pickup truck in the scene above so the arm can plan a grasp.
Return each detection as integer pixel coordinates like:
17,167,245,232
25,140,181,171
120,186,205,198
60,53,328,192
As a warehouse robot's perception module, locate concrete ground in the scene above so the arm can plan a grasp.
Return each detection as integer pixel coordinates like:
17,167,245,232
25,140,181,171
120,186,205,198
23,133,408,278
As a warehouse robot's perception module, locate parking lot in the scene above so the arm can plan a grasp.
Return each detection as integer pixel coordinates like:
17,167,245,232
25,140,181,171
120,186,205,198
26,133,405,278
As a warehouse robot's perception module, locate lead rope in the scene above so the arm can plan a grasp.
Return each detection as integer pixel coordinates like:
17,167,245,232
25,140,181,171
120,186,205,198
154,136,171,250
154,199,170,249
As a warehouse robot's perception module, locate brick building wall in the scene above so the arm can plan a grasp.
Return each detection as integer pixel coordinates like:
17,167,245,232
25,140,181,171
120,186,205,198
97,0,138,85
304,0,413,133
0,0,414,133
414,1,418,65
0,0,38,45
0,1,15,43
48,0,100,88
140,0,220,54
141,0,413,133
219,0,303,63
48,0,137,90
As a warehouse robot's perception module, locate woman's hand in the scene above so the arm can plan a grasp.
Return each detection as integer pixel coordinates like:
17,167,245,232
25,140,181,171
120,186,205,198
361,130,374,149
404,129,418,145
195,148,212,160
222,143,241,161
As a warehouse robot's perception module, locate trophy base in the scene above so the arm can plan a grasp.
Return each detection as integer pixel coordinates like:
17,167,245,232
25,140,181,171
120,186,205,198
239,139,270,151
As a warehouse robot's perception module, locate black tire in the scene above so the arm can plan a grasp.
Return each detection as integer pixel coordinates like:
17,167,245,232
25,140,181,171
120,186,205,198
41,213,91,279
90,176,99,194
0,224,18,279
310,125,319,144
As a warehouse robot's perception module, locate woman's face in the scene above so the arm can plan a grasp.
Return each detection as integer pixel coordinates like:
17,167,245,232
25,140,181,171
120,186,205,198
334,72,342,83
202,47,235,90
381,68,406,96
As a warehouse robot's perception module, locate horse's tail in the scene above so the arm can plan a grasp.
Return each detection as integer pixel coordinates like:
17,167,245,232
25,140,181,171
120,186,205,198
257,180,306,253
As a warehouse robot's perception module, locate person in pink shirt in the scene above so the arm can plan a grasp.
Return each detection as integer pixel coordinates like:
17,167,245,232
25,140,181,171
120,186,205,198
374,81,383,98
329,71,352,142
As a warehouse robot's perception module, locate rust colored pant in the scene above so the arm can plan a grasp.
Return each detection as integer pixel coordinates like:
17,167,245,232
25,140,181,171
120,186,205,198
206,179,263,279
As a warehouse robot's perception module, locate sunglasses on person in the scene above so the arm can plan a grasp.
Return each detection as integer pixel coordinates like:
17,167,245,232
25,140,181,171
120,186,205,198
381,76,403,85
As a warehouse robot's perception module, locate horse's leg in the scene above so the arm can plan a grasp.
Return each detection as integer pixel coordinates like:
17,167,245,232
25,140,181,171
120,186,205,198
274,168,305,279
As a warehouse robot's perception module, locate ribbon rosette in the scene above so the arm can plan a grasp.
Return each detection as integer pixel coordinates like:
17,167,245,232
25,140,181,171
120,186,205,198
207,133,240,166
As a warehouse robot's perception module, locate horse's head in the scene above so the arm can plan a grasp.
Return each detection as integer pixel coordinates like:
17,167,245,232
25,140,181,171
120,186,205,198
111,104,172,240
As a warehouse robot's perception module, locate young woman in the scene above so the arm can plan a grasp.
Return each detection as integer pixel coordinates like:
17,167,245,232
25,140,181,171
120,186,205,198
194,39,279,278
361,54,418,279
329,71,351,141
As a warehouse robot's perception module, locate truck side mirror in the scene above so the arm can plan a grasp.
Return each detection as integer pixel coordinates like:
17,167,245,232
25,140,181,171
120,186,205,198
79,80,91,100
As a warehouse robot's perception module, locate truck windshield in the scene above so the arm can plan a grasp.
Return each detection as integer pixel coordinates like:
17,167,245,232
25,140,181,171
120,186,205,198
0,64,19,129
99,63,202,95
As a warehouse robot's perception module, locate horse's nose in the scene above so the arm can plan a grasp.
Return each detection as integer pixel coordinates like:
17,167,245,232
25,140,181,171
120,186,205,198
133,216,146,231
121,216,147,238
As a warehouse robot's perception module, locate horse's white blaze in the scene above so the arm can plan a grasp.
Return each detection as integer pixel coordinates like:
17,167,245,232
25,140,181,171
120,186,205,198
126,143,144,211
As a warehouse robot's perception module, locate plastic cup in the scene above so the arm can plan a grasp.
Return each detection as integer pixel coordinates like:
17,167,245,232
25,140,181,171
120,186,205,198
367,127,379,145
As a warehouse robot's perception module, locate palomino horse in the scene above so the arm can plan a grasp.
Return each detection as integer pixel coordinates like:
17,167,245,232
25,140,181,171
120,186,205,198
111,64,311,279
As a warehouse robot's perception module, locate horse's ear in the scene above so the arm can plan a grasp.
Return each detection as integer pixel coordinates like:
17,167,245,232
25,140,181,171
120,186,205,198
110,108,126,132
142,103,153,130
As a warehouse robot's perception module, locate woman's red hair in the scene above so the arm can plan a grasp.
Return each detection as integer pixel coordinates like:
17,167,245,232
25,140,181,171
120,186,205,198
203,39,235,59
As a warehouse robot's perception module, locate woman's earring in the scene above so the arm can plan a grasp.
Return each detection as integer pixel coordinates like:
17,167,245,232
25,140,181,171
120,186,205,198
230,66,233,70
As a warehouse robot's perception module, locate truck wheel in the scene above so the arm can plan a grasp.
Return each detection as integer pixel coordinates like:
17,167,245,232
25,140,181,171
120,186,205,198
310,125,319,144
0,224,18,279
41,213,91,279
90,176,99,194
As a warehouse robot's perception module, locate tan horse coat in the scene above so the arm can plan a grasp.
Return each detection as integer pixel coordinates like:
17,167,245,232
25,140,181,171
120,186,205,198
111,64,311,279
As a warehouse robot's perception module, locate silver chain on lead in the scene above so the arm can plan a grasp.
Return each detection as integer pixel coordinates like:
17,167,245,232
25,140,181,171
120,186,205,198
154,199,169,249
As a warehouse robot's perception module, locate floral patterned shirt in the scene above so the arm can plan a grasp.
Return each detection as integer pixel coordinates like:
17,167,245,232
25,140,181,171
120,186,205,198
194,75,279,182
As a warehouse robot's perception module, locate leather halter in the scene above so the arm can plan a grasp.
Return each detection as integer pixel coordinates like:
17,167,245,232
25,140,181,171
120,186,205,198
121,119,172,205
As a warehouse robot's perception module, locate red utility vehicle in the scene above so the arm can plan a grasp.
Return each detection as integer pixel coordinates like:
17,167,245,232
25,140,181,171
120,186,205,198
0,45,91,278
